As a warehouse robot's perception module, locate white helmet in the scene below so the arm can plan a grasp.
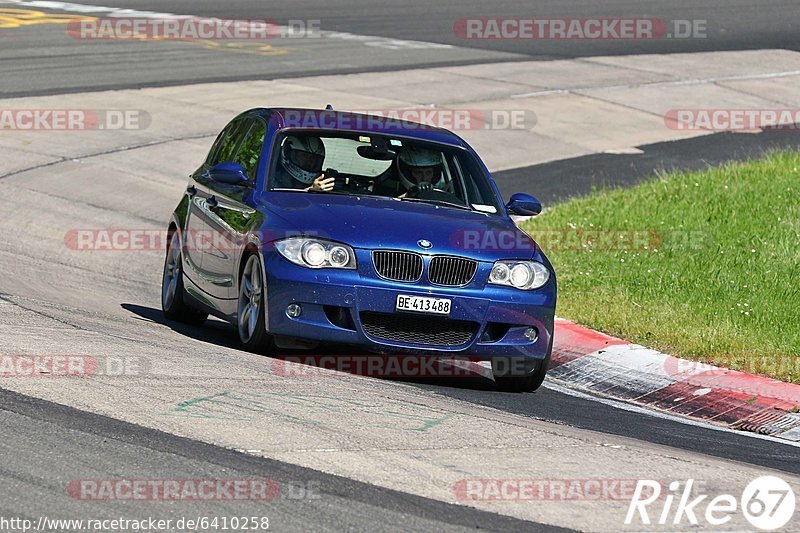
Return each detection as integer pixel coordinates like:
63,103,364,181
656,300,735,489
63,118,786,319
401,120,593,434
397,146,445,191
281,135,325,184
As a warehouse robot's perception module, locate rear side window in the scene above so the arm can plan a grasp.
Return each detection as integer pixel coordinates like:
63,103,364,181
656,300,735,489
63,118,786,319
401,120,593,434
233,120,266,182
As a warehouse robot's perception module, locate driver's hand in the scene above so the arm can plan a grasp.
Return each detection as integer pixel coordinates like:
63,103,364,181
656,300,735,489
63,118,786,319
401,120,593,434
410,182,433,194
308,174,335,191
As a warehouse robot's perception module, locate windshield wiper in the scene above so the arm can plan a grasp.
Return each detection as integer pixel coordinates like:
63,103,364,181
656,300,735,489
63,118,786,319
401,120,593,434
272,188,351,196
398,196,473,211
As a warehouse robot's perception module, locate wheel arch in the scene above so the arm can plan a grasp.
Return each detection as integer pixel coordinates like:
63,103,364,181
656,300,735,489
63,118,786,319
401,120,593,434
166,215,182,250
237,243,270,335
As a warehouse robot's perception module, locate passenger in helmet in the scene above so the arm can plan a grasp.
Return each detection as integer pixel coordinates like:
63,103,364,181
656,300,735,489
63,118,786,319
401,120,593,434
275,135,335,191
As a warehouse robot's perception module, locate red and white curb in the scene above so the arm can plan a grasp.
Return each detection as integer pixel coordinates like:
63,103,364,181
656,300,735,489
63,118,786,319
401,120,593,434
549,318,800,442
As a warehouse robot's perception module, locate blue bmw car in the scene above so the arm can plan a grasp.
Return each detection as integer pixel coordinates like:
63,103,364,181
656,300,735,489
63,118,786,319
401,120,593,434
162,108,556,391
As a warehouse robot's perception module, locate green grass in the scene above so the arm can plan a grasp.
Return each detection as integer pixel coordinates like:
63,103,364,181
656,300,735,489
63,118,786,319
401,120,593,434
523,150,800,383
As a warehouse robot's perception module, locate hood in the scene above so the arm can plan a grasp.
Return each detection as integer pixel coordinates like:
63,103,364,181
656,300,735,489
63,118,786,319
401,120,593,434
258,192,536,262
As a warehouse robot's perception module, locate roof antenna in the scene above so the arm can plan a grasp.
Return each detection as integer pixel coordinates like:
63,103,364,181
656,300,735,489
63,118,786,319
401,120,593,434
325,104,334,110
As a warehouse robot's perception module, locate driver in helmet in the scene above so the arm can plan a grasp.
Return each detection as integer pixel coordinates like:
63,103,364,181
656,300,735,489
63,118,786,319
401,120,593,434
275,135,335,191
396,145,445,197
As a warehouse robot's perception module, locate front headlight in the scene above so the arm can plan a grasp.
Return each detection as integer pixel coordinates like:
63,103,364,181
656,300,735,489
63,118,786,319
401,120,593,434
275,237,357,269
488,260,549,290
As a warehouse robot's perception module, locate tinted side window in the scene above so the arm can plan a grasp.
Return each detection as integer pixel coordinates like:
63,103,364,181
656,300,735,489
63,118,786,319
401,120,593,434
451,153,502,213
205,125,231,165
233,120,266,182
212,119,249,165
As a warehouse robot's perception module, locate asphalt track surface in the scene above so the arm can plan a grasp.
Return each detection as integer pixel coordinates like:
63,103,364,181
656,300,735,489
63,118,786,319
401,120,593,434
62,0,800,57
0,387,564,532
1,1,800,532
1,0,800,96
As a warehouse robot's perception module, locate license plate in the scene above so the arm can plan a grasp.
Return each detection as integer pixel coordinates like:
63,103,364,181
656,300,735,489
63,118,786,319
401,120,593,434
396,295,451,315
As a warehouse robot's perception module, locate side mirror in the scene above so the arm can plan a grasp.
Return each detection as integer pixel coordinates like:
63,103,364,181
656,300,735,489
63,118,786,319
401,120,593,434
506,193,542,216
209,162,249,185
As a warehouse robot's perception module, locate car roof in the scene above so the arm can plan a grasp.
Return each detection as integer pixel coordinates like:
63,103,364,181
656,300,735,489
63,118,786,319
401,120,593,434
243,107,470,148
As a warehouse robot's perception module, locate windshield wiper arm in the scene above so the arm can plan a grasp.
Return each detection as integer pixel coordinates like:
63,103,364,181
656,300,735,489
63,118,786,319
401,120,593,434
307,189,351,195
272,188,350,195
399,197,473,211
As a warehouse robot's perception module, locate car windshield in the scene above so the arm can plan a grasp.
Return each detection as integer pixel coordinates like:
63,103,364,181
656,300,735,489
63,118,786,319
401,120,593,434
268,132,502,214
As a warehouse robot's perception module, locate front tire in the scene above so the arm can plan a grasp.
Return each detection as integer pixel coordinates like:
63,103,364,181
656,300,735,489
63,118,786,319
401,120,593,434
162,230,208,325
492,345,551,392
237,253,274,353
494,362,548,392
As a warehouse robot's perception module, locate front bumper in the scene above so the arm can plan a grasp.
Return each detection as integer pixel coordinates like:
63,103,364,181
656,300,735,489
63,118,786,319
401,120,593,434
262,249,555,360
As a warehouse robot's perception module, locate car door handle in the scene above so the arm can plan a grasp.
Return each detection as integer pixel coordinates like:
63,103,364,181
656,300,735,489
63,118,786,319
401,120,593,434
186,185,197,196
207,195,219,208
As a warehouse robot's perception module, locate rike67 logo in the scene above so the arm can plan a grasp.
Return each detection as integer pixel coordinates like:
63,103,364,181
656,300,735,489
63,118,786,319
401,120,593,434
626,476,795,530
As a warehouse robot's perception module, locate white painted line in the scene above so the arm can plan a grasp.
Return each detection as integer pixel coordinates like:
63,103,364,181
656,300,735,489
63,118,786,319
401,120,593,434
657,69,800,85
510,69,800,99
510,89,569,98
603,147,644,155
